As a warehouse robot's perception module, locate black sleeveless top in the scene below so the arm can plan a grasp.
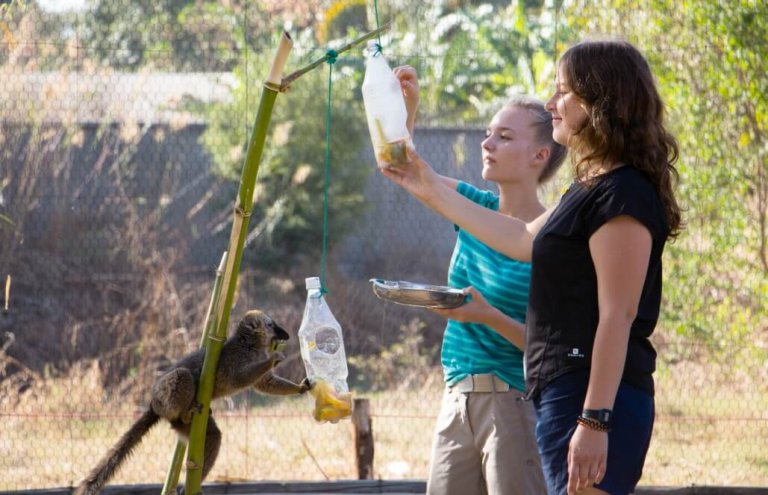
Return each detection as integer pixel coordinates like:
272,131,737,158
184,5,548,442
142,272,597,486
525,166,669,399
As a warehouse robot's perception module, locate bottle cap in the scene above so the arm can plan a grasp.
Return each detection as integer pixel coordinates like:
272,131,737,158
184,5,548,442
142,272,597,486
366,39,379,55
305,277,321,290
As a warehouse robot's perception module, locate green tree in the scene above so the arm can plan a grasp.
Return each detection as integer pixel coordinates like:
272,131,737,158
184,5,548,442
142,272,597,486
568,0,768,358
79,0,373,265
81,0,315,71
284,0,565,126
388,0,568,125
0,1,77,69
197,29,371,266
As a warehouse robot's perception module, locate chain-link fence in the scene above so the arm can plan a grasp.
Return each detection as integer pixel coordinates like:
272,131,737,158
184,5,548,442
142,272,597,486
0,0,766,491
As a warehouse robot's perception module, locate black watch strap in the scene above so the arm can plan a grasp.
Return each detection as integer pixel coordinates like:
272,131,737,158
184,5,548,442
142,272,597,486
581,408,612,425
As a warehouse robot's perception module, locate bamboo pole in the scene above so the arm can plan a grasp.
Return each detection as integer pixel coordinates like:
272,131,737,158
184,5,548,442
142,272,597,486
161,440,187,495
161,252,227,495
181,22,390,494
182,32,294,495
279,22,391,91
198,252,229,348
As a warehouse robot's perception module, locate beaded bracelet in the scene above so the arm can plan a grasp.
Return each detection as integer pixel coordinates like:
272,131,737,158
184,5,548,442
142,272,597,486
576,415,611,432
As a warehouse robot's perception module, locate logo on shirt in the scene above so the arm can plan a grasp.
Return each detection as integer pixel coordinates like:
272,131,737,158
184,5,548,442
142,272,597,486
567,348,585,359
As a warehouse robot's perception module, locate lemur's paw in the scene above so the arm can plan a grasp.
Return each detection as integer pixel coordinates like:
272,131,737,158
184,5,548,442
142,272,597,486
299,377,313,394
181,401,204,424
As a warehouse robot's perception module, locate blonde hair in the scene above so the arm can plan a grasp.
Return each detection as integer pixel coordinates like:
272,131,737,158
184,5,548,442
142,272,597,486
505,95,567,183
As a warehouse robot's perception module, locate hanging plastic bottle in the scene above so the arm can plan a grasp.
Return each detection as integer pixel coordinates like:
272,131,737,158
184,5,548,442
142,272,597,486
362,40,413,168
298,277,352,422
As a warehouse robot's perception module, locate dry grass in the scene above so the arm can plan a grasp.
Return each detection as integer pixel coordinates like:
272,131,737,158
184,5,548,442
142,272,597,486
1,357,767,490
0,361,443,490
644,360,768,486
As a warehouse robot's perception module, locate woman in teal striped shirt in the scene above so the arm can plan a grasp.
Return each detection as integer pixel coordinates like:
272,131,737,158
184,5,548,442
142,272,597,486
395,66,566,495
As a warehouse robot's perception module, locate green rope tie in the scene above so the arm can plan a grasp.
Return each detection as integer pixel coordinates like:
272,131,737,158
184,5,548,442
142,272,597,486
325,49,338,65
319,50,337,296
373,0,382,50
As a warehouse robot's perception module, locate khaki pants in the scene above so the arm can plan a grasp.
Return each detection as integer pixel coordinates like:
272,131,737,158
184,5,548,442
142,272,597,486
426,378,545,495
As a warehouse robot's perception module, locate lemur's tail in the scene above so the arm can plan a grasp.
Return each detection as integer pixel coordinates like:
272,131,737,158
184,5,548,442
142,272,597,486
74,409,160,495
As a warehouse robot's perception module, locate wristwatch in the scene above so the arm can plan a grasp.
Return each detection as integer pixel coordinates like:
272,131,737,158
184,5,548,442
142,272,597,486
581,408,612,425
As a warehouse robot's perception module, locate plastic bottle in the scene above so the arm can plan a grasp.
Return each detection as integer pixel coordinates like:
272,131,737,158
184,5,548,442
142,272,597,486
361,40,413,168
298,277,350,396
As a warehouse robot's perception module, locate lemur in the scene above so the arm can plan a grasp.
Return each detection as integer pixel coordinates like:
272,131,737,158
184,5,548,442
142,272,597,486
75,309,310,495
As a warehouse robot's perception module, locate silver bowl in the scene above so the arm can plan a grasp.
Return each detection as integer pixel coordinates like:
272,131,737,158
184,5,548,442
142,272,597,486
369,279,467,309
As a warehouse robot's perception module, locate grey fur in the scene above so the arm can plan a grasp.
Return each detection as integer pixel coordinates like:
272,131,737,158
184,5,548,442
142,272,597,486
75,310,309,495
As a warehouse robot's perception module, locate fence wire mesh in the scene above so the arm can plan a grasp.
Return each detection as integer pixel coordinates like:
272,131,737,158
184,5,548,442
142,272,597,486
0,0,766,491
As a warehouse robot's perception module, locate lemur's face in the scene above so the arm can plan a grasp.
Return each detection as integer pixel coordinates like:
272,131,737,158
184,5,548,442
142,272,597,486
238,310,289,352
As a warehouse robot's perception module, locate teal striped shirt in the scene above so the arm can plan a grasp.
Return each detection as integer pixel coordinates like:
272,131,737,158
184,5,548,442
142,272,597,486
442,182,531,392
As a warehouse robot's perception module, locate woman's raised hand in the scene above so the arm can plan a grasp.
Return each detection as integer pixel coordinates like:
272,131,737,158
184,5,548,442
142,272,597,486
393,65,420,120
379,147,442,205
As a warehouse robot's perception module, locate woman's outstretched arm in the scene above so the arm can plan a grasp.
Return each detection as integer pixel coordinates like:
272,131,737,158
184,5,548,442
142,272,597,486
381,149,552,261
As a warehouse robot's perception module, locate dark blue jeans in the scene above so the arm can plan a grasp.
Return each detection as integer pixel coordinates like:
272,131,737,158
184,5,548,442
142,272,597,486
533,370,654,495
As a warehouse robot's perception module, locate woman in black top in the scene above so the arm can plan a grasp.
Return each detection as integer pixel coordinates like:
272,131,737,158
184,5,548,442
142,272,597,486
382,39,682,495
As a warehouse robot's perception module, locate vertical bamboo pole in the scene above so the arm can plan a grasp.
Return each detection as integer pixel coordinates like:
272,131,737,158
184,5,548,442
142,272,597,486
161,441,187,495
198,252,229,348
162,252,227,495
183,32,294,495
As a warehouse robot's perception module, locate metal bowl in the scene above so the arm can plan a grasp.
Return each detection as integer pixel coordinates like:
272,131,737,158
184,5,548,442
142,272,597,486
369,278,467,309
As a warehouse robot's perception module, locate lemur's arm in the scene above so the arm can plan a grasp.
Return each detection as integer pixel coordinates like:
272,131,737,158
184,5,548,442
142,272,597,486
254,371,311,395
213,351,282,398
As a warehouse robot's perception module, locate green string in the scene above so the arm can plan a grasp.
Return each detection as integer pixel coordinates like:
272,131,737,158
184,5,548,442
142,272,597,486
319,49,338,295
373,0,382,53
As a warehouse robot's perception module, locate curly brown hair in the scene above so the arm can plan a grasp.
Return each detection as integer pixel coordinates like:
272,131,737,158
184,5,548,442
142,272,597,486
561,39,683,237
